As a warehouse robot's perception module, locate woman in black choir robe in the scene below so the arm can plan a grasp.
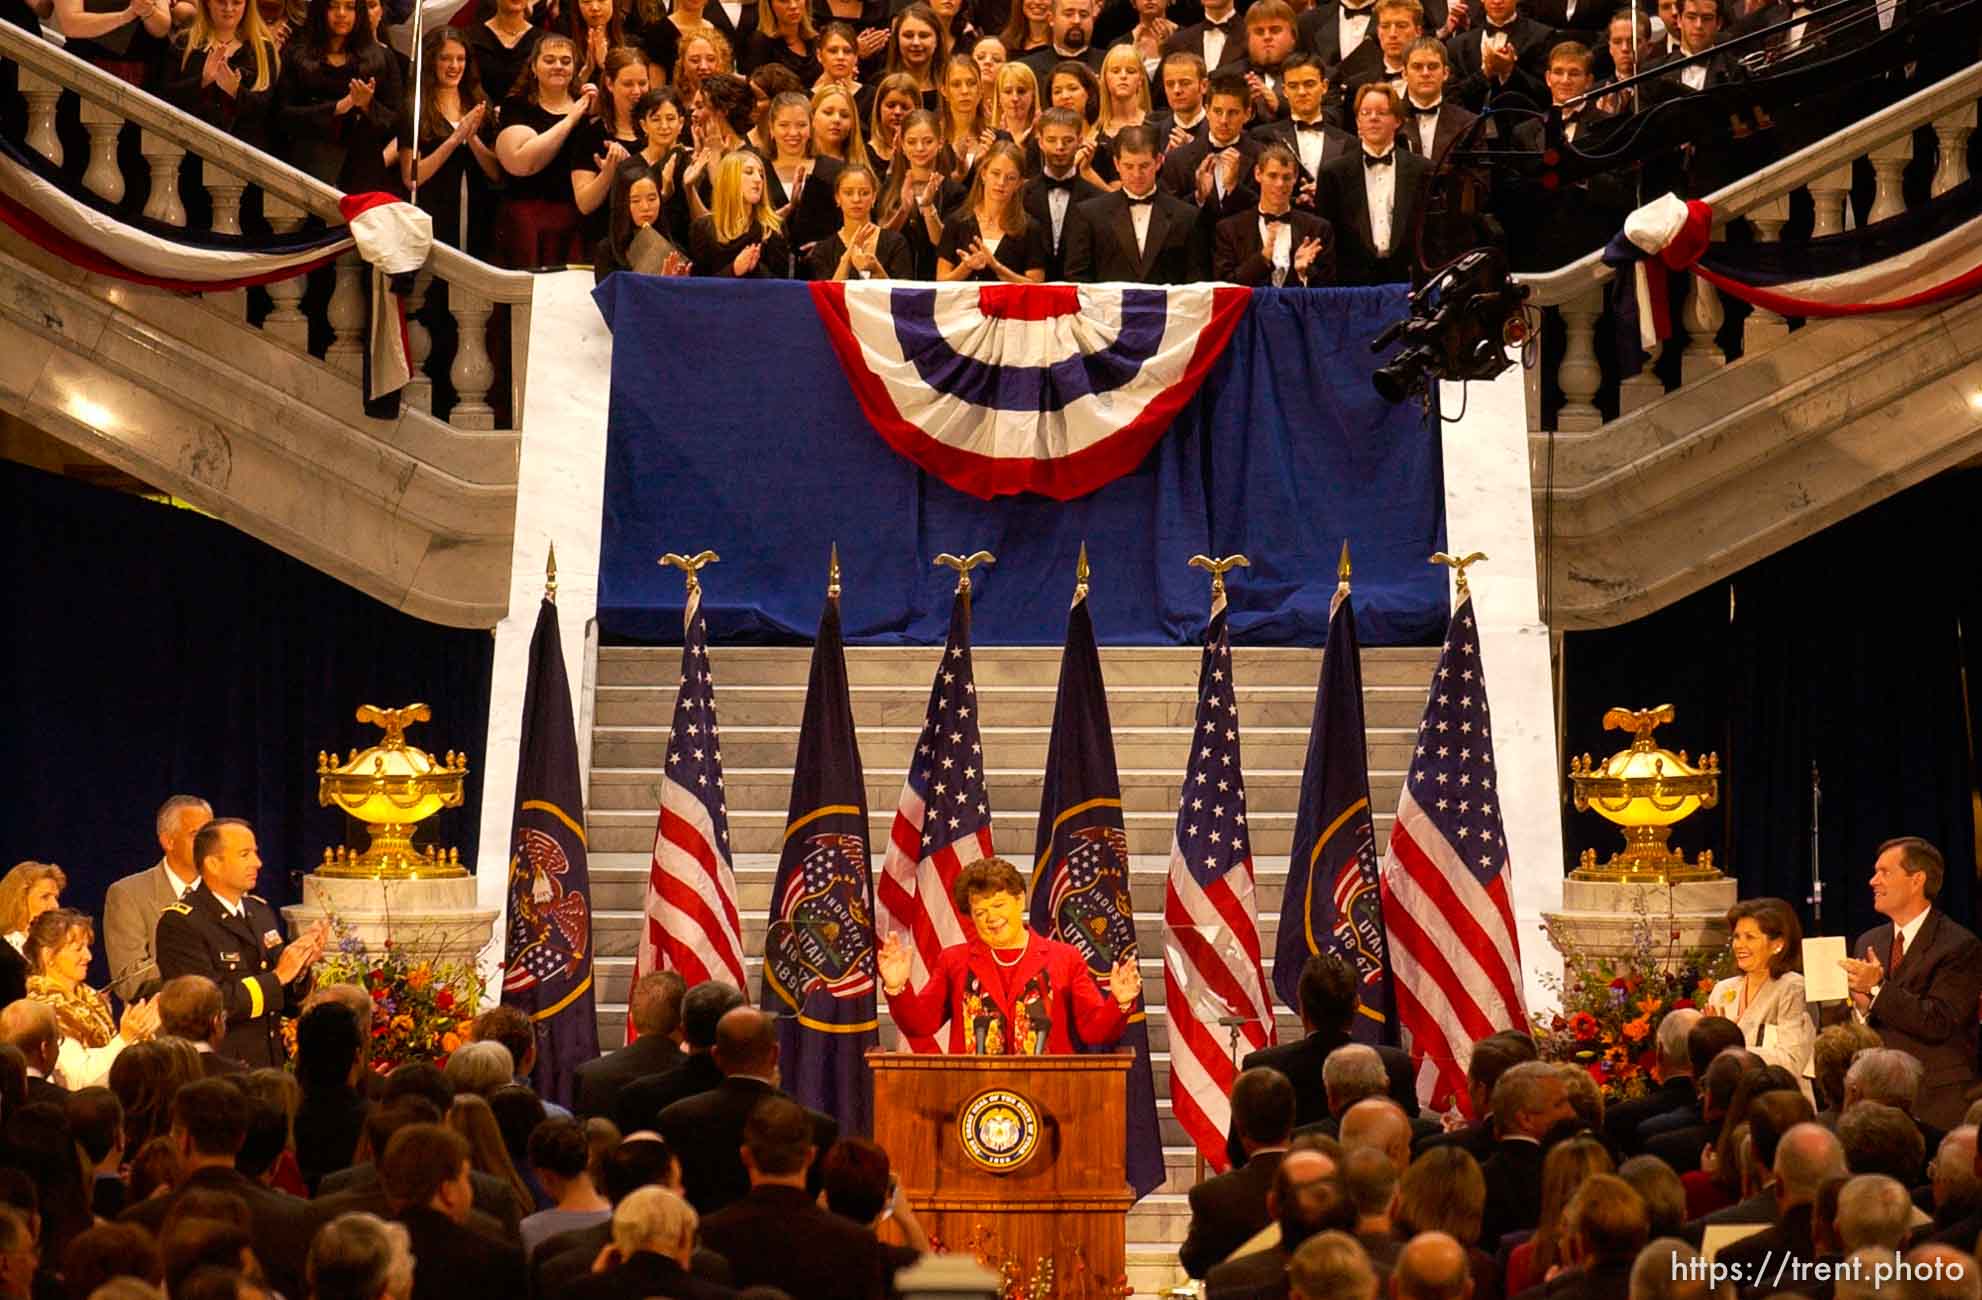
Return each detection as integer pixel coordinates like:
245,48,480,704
877,108,959,278
594,171,692,277
812,21,864,99
626,86,696,246
569,47,651,249
743,0,821,83
677,71,757,213
401,27,502,256
924,0,975,65
465,0,541,107
51,0,169,85
810,0,887,74
935,138,1046,280
154,0,283,151
564,0,625,86
939,53,996,179
970,33,1007,83
492,33,594,267
672,26,734,101
806,162,913,278
277,0,402,187
993,0,1047,66
1095,42,1148,165
760,91,819,220
862,72,920,173
1046,60,1113,185
688,149,792,275
877,3,946,111
990,58,1037,151
808,82,870,168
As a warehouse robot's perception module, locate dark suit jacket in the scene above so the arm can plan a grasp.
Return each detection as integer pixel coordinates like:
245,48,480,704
1182,1150,1286,1277
1510,1259,1635,1300
294,1084,370,1194
1159,132,1263,218
1681,1189,1778,1247
1162,15,1248,70
574,1034,684,1120
656,1077,840,1215
1229,1031,1422,1168
318,1161,523,1235
1478,1138,1547,1247
1397,100,1480,163
120,1166,320,1300
395,1205,526,1300
1413,1118,1496,1161
1204,1243,1288,1300
1062,189,1207,283
1323,42,1407,125
1715,1204,1814,1300
699,1185,891,1300
1644,1118,1715,1174
1602,1074,1695,1155
613,1052,725,1133
533,1223,731,1300
0,937,26,1008
1249,117,1358,191
1315,147,1429,285
1853,909,1982,1131
557,1249,735,1300
1023,173,1106,280
198,1049,249,1076
1212,208,1335,285
1524,0,1608,41
1297,0,1452,70
1446,18,1556,111
26,1074,67,1108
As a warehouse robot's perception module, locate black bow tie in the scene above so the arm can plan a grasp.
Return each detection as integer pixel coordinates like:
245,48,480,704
1206,16,1236,31
1410,100,1441,116
1124,191,1157,206
1363,150,1394,167
1341,2,1374,13
1486,20,1517,33
1043,174,1078,191
1294,119,1328,133
1260,211,1289,224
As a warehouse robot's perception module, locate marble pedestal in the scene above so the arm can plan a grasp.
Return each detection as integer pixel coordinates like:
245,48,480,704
1542,876,1739,969
282,874,499,968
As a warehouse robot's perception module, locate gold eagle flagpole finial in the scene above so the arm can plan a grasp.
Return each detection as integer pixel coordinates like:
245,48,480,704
1187,554,1251,607
1072,542,1091,607
546,544,557,603
659,550,720,596
934,551,996,596
828,542,842,600
1337,540,1352,596
1431,551,1489,598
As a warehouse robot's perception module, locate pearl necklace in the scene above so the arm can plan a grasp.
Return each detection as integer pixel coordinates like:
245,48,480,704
988,937,1028,966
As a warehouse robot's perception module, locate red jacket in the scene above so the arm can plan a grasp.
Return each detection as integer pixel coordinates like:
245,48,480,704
886,932,1130,1055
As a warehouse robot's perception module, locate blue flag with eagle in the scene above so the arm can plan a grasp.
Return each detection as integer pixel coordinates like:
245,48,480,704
1030,585,1164,1200
760,583,879,1135
501,594,600,1110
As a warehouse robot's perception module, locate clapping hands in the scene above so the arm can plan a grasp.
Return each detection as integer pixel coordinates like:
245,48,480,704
117,997,161,1045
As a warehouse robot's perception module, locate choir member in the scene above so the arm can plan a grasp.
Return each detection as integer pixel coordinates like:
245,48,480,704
809,82,872,166
811,0,888,61
493,34,594,267
995,0,1050,64
936,139,1050,280
1018,0,1103,83
570,47,650,247
1594,9,1651,114
806,163,916,276
1157,50,1209,147
1161,0,1243,75
278,0,402,187
703,0,758,67
155,0,283,151
1022,106,1103,277
815,20,864,93
1213,142,1334,283
594,171,691,276
1249,52,1352,203
627,86,695,243
1158,69,1258,219
1396,36,1476,161
401,28,503,255
466,0,541,116
1062,122,1204,280
1327,0,1415,124
940,52,997,176
1445,0,1555,110
689,149,793,273
1238,0,1296,117
924,0,973,60
1116,0,1177,83
673,28,734,100
971,32,1011,79
877,109,962,277
1316,80,1427,283
761,88,820,209
1046,60,1111,183
565,0,625,86
744,0,820,85
879,3,948,109
745,62,806,149
992,58,1040,145
1097,43,1152,147
865,72,923,169
52,0,169,85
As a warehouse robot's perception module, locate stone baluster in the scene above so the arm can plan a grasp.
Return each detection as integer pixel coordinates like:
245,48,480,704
1932,104,1976,198
19,71,63,166
261,195,311,353
1866,135,1913,224
325,251,368,379
1617,355,1664,415
202,160,249,319
447,282,496,430
79,100,126,205
1743,197,1792,353
1681,270,1724,385
403,268,435,413
140,130,187,227
1554,291,1604,432
1808,164,1853,238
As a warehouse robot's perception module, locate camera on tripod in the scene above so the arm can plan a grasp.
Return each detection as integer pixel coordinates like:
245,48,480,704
1369,248,1530,404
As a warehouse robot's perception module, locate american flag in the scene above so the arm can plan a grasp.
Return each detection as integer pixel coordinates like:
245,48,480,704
637,585,747,1030
876,588,993,1052
1163,601,1275,1171
1379,591,1528,1114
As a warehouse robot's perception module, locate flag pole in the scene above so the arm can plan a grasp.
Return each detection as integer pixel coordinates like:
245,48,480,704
545,543,557,602
660,550,720,629
933,550,995,599
828,541,841,600
1186,553,1251,612
1430,550,1488,598
1337,539,1352,596
1072,541,1090,607
407,0,428,203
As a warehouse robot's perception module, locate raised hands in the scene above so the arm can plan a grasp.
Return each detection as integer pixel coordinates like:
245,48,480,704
849,222,882,272
117,997,161,1045
1245,71,1279,118
454,101,489,143
1107,954,1141,1007
731,241,764,276
1439,0,1469,35
348,76,377,110
1132,15,1174,57
1293,234,1324,276
856,24,890,57
660,249,692,276
877,931,912,993
570,82,599,117
594,140,629,173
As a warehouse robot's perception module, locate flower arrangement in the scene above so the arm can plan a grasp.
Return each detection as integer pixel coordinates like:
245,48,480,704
1536,905,1731,1102
288,919,484,1074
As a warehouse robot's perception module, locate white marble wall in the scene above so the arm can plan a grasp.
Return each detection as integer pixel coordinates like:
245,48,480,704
472,271,614,998
1440,371,1566,1020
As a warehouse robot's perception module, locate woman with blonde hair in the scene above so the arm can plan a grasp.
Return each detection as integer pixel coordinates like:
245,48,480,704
1096,42,1149,137
863,72,921,171
690,151,791,276
991,59,1037,146
938,53,993,174
1502,1134,1613,1293
934,139,1044,283
447,1093,534,1215
809,83,870,168
24,908,157,1088
672,27,733,101
158,0,283,147
0,862,65,954
746,0,819,83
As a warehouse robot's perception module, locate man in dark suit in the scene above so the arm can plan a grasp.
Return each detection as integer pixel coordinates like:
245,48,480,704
0,1002,67,1107
560,1186,734,1300
1064,124,1207,282
1156,52,1214,147
1182,1068,1296,1277
698,1096,892,1300
656,1007,839,1216
1020,0,1109,82
1214,144,1335,284
613,980,746,1134
1316,82,1429,285
1711,1123,1846,1297
532,1137,733,1300
575,971,686,1121
1841,837,1982,1134
1236,0,1299,119
1164,0,1247,77
1325,0,1419,125
1478,1061,1575,1248
1250,54,1356,197
1444,0,1555,111
119,1078,321,1300
1510,1174,1648,1300
1603,1007,1699,1156
1203,1150,1354,1300
1644,1045,1754,1174
1023,108,1106,279
380,1124,525,1300
1396,37,1478,161
157,975,250,1077
317,1097,522,1236
1296,0,1375,75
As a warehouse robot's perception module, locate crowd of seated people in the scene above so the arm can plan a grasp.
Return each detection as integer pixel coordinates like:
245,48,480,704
2,0,1890,287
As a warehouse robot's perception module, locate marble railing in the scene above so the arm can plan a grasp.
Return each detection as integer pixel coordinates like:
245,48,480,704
1517,63,1982,433
3,23,534,430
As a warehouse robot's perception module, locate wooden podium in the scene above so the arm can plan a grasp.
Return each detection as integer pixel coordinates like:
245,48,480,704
870,1050,1135,1285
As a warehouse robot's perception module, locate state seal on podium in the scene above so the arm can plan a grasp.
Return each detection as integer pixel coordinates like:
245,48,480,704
958,1088,1042,1172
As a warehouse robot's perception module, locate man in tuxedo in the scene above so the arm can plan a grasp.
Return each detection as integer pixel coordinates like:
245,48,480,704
1238,0,1300,119
613,980,745,1133
1159,72,1260,215
1444,0,1554,111
1164,0,1247,77
380,1124,526,1300
1316,82,1429,284
698,1097,893,1300
1397,38,1477,160
1841,837,1982,1133
1182,1067,1296,1277
157,975,248,1076
1251,54,1355,197
0,1001,66,1106
1025,108,1106,278
1064,124,1206,281
575,971,686,1120
1645,0,1743,93
1155,52,1213,148
1214,144,1335,283
104,794,211,1001
1022,0,1108,82
1327,0,1419,124
120,1078,321,1300
655,1006,839,1215
1603,1007,1699,1156
1297,0,1377,75
1203,1150,1354,1300
1477,1061,1575,1247
1507,40,1626,268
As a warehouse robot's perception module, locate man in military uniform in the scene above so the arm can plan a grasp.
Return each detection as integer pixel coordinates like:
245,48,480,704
155,817,330,1067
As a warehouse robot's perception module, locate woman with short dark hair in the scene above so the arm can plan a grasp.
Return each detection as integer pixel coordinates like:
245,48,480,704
1706,896,1814,1091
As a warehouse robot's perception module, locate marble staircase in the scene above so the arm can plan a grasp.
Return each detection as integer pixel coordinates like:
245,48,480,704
584,642,1442,1294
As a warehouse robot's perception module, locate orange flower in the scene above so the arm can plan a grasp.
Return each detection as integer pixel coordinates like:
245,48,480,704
1622,1016,1650,1043
442,1032,461,1052
1637,997,1663,1016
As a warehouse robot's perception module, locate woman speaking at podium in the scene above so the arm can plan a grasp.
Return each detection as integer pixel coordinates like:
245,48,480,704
877,858,1142,1054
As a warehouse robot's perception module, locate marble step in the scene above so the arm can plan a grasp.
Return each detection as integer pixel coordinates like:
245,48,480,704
590,724,1419,774
1127,1248,1189,1296
594,682,1433,731
585,806,1396,857
596,645,1442,689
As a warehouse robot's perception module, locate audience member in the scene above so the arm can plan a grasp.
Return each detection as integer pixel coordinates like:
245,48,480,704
1519,1174,1648,1300
615,983,746,1134
1204,1149,1353,1300
378,1125,524,1300
1835,1173,1913,1254
575,974,687,1121
306,1214,413,1300
23,910,156,1090
1812,1022,1882,1124
62,1224,161,1300
519,1118,612,1256
0,1001,68,1106
1478,1061,1574,1247
0,1208,39,1300
1287,1230,1376,1300
819,1139,928,1264
1927,1126,1982,1245
1504,1135,1612,1293
484,1086,551,1209
155,980,242,1078
1391,1231,1470,1300
1839,1100,1927,1185
1183,1067,1297,1277
1617,1156,1687,1239
66,1088,129,1219
1712,1122,1847,1284
103,799,212,1003
293,1004,371,1194
1338,1148,1400,1273
561,1187,732,1300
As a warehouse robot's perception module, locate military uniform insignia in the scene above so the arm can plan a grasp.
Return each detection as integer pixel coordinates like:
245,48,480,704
263,930,282,947
165,903,191,915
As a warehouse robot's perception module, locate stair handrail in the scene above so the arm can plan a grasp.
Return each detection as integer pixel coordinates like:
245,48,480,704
0,20,533,307
1514,60,1982,307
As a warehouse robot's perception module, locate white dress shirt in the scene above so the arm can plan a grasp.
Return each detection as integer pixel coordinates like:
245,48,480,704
1339,2,1374,58
1290,116,1328,177
1205,133,1245,201
1679,59,1708,90
1042,168,1076,248
1258,212,1293,285
1863,906,1932,1007
1408,98,1440,155
1200,10,1235,67
1362,147,1397,255
167,864,197,901
1125,188,1157,256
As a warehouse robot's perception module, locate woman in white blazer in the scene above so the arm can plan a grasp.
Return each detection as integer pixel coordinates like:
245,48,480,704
1705,896,1815,1099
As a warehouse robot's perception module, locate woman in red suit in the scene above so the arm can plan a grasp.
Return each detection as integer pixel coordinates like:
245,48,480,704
878,858,1141,1055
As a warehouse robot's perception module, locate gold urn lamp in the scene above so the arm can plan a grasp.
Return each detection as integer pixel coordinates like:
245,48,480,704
317,703,469,879
1568,704,1722,883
